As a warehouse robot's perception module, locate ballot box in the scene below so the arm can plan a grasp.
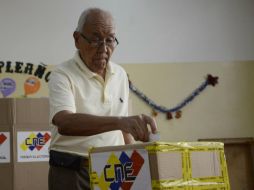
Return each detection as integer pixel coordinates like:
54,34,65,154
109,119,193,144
89,142,230,190
0,98,50,190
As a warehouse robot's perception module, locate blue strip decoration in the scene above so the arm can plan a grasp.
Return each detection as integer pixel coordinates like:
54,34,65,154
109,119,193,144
129,74,218,119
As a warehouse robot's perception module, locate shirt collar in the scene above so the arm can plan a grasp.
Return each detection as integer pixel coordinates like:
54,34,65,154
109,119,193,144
74,51,115,79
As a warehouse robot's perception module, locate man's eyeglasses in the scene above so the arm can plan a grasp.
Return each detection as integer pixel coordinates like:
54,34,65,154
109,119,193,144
80,33,119,48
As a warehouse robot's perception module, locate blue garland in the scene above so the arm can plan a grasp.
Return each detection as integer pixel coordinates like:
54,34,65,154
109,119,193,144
129,74,218,114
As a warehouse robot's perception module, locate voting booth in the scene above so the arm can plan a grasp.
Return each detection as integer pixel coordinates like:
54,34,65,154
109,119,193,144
89,142,230,190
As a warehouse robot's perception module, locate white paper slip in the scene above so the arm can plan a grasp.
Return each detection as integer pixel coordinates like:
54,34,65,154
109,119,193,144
149,132,160,142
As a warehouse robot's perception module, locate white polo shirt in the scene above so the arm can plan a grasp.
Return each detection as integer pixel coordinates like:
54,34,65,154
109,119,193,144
48,52,129,157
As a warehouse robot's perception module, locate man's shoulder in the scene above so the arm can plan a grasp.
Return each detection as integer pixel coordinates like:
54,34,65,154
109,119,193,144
49,58,79,83
54,58,77,74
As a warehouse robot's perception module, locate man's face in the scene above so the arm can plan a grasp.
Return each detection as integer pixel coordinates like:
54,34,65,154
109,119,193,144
74,11,116,77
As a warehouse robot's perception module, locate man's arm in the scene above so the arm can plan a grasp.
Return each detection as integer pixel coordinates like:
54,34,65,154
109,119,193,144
53,110,157,142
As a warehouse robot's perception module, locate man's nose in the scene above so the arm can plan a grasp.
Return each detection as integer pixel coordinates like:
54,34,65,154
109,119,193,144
97,41,108,52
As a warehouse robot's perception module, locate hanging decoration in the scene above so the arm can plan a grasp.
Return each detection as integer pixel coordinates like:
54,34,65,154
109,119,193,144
152,109,158,117
129,74,218,120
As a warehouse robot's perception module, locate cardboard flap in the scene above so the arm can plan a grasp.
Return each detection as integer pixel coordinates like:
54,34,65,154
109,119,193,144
0,98,14,125
14,98,49,125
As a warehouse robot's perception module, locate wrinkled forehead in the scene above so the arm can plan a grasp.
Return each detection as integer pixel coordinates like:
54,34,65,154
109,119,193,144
83,10,116,34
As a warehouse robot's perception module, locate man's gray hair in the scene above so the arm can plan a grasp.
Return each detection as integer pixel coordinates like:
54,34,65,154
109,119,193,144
75,8,114,32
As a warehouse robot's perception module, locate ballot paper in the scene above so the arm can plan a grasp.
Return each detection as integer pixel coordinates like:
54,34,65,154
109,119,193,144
149,132,160,142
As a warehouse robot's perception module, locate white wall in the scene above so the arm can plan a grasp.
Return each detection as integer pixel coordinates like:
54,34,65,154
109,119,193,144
0,0,254,65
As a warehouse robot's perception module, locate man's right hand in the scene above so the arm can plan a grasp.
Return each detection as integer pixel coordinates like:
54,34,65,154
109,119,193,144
120,114,158,142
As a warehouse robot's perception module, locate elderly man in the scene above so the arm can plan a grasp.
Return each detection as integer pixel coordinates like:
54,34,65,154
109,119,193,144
48,8,158,190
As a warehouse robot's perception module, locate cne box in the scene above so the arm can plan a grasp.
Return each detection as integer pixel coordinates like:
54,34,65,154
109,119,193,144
89,141,230,190
0,98,50,190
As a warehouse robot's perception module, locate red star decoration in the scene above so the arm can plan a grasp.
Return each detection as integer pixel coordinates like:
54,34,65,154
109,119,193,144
207,74,219,86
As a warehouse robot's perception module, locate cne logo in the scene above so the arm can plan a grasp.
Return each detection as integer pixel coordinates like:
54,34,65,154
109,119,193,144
96,150,144,190
0,133,7,145
20,132,51,151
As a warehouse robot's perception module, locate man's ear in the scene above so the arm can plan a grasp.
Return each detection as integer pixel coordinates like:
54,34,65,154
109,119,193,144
73,31,80,49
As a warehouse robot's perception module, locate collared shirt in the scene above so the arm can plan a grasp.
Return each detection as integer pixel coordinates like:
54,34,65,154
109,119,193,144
48,52,129,157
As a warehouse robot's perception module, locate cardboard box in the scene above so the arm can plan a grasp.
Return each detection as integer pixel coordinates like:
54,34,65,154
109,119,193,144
0,98,50,190
89,142,230,190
